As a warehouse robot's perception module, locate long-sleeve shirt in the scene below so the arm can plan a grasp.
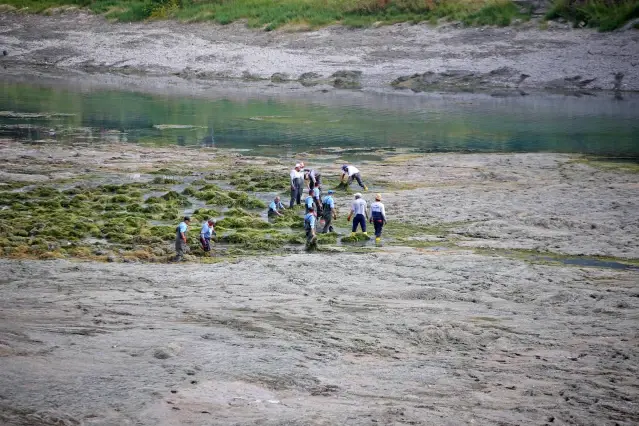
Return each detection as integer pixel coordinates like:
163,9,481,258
290,169,303,186
370,201,386,221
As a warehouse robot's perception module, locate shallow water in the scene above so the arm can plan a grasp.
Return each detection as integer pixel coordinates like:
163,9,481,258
1,81,638,158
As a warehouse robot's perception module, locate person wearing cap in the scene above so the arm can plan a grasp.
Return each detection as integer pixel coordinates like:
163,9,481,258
321,189,337,233
268,196,286,218
199,218,216,254
304,188,315,214
347,192,368,236
369,193,387,243
304,205,318,249
290,163,304,208
174,216,191,262
341,164,368,191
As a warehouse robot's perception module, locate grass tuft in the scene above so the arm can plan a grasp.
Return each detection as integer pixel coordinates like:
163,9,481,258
0,0,534,29
546,0,639,31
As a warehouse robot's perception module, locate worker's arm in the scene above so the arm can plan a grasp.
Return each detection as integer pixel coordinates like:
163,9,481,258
347,207,353,221
179,231,186,243
332,207,337,220
381,204,387,224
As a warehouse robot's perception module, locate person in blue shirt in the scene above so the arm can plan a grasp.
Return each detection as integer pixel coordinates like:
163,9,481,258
174,216,191,262
268,196,285,218
312,185,322,214
304,189,315,214
304,205,317,250
199,218,216,254
321,189,337,233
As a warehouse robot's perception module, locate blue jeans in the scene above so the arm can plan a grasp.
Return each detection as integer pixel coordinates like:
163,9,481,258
352,214,366,233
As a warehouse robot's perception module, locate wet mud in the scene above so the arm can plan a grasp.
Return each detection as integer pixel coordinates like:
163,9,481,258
0,252,637,425
0,140,638,424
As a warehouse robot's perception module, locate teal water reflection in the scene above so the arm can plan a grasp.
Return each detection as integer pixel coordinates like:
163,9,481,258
0,81,637,157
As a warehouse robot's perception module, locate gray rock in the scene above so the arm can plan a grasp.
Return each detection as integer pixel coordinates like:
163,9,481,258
544,75,597,91
241,70,263,81
153,343,181,359
298,72,323,87
330,70,362,79
270,72,290,83
333,78,361,89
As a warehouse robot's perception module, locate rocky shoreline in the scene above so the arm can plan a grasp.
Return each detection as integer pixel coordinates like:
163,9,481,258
1,12,638,96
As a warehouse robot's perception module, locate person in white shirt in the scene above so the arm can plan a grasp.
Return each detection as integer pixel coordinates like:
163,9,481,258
289,163,304,208
347,193,368,236
369,193,387,243
341,164,368,190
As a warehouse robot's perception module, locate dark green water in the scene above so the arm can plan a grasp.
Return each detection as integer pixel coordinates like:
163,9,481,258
1,81,638,157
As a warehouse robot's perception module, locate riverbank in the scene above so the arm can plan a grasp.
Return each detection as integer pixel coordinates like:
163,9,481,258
1,140,638,424
1,11,638,94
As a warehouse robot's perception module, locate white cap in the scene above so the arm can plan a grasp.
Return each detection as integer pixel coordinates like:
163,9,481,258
354,192,362,198
295,163,301,168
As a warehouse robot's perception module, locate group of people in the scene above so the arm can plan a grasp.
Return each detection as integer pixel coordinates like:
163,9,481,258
270,162,386,246
301,190,387,247
174,216,216,262
174,161,385,260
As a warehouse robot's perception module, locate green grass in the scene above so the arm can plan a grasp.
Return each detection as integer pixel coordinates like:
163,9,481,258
546,0,639,31
1,0,530,28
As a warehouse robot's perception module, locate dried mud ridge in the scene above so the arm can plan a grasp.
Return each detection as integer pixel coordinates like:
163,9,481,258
0,141,638,425
0,12,638,95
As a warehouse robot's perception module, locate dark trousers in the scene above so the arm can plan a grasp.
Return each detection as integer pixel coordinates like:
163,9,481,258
309,176,321,189
199,235,211,252
175,237,187,260
347,173,365,188
290,185,302,207
373,219,384,237
322,215,333,233
352,214,366,233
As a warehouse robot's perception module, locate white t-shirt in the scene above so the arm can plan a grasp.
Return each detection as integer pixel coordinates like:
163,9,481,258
346,165,360,176
351,198,367,216
370,201,386,219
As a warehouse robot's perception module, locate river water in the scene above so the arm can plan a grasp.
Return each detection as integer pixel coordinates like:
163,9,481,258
1,81,638,158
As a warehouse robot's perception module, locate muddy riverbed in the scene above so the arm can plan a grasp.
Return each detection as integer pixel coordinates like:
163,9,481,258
0,140,638,425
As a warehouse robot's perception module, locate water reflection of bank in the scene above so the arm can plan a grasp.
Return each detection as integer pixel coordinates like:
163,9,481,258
1,81,638,157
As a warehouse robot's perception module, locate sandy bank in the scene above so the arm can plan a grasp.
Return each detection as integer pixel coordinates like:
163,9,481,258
1,252,637,425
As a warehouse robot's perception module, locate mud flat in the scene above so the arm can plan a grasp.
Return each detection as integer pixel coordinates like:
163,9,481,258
1,252,638,425
0,140,638,425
